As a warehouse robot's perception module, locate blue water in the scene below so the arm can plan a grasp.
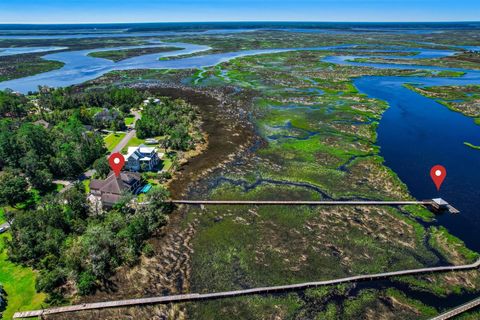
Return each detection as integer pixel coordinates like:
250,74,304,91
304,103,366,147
0,46,67,56
0,43,349,93
355,76,480,252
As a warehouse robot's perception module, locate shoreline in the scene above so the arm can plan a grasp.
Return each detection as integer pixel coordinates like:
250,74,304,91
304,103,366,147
144,86,256,198
46,84,259,320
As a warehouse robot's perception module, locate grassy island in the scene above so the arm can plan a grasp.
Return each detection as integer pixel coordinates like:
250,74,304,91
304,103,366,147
88,46,182,62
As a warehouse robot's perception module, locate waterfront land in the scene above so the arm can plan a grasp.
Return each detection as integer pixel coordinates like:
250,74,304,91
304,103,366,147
0,53,64,82
49,51,480,319
350,53,480,71
405,84,480,122
0,86,204,318
0,25,479,319
404,84,480,149
88,46,182,62
0,38,150,82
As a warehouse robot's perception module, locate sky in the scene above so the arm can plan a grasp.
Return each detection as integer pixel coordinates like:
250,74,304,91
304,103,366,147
0,0,479,24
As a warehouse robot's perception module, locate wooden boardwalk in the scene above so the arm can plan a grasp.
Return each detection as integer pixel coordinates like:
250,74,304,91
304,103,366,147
429,296,480,320
168,199,460,214
14,258,480,319
169,200,434,206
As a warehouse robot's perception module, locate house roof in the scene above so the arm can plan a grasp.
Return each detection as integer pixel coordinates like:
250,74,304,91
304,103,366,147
90,171,141,195
139,146,156,154
433,198,448,206
101,193,122,206
125,144,157,160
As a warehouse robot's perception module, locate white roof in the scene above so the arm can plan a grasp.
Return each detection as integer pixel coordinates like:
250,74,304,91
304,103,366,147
139,146,156,153
432,198,448,205
125,147,138,159
125,145,157,160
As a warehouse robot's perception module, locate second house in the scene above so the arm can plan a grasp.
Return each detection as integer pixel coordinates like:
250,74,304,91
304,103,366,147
124,144,161,172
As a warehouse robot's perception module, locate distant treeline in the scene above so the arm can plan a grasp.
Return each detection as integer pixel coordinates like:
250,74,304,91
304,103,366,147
1,21,478,33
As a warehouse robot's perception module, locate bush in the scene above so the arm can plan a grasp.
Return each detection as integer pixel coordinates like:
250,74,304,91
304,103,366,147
158,171,172,182
93,157,111,179
0,169,29,206
77,271,97,296
36,268,67,294
142,243,155,258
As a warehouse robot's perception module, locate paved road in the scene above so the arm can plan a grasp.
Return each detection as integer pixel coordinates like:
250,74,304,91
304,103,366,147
13,258,480,318
111,129,136,154
111,110,141,154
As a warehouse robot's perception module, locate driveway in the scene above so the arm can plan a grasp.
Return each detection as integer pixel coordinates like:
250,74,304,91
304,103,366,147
111,110,141,154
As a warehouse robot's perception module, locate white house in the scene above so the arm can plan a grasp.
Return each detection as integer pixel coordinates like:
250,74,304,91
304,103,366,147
124,144,161,172
142,98,161,106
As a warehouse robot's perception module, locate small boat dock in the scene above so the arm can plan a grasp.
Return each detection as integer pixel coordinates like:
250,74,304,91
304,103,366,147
428,198,460,214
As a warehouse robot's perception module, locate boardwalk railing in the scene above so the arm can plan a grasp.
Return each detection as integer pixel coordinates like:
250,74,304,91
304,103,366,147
429,296,480,320
169,200,434,206
13,258,480,319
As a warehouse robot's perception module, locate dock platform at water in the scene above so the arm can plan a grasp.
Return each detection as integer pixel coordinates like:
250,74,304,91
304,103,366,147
428,198,460,214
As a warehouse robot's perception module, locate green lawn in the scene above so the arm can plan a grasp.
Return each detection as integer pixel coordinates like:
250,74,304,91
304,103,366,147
121,136,146,153
0,232,46,320
82,179,91,193
124,115,135,126
55,184,64,193
0,208,4,224
126,136,145,147
103,133,126,152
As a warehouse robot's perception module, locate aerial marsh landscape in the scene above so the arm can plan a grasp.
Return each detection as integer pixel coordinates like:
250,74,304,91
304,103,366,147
0,18,479,320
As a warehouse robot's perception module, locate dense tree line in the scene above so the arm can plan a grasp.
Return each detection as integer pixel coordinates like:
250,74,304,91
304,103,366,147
36,86,145,113
33,87,146,129
0,89,30,118
8,185,172,301
136,98,199,151
0,169,29,206
0,116,105,197
0,87,186,303
0,87,146,120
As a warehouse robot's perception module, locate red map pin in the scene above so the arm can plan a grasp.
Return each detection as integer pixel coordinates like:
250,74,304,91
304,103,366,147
108,152,125,177
430,165,446,191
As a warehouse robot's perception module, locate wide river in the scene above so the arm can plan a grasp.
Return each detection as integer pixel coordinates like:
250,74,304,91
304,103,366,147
1,34,479,252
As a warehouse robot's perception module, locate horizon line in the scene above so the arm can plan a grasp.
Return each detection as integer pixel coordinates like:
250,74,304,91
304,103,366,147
1,20,480,26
